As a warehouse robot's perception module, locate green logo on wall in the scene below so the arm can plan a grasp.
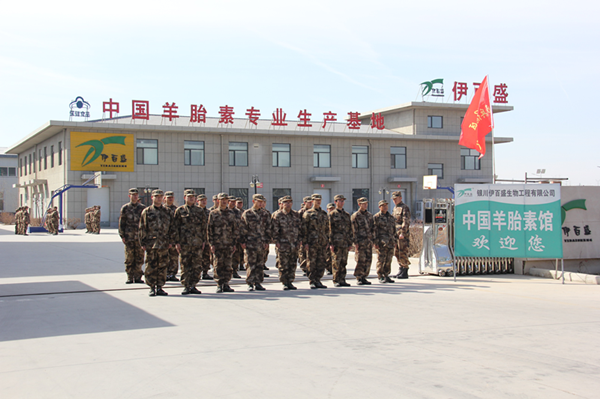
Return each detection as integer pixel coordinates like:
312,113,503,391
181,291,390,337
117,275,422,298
561,199,587,225
76,136,127,166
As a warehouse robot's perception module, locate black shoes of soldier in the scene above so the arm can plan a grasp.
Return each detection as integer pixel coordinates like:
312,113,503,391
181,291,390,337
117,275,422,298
202,273,213,280
217,285,224,293
182,287,191,295
167,275,179,282
334,281,351,287
311,281,327,289
217,284,235,293
385,276,395,283
326,270,332,275
232,271,242,279
189,287,201,294
149,287,156,296
134,278,144,284
182,286,201,295
156,287,168,296
395,268,409,279
254,283,265,291
283,283,297,290
357,277,371,285
126,279,134,284
263,273,270,278
239,265,245,271
247,284,254,291
379,277,386,283
263,265,269,270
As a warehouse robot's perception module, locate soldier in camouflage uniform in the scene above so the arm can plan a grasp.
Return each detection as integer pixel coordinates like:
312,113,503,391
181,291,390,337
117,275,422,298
119,188,146,284
240,194,271,291
351,197,374,285
329,195,353,287
173,189,207,295
197,194,213,280
209,195,219,211
21,206,30,235
373,200,396,283
301,193,329,289
325,203,335,275
235,197,246,271
228,196,244,279
272,196,300,290
92,206,101,234
140,189,174,296
47,207,59,235
163,191,180,282
84,208,92,233
392,191,411,279
257,199,272,276
297,196,313,275
208,192,239,293
14,207,22,235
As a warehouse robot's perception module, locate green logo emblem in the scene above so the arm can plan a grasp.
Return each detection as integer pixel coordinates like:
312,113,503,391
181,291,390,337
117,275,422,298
76,136,127,166
561,199,587,225
421,78,444,96
456,188,472,198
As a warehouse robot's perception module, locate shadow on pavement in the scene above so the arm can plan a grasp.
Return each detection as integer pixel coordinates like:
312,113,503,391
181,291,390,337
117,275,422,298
0,281,173,342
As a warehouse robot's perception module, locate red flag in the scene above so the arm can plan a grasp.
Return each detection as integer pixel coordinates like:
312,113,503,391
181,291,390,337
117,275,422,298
459,76,494,158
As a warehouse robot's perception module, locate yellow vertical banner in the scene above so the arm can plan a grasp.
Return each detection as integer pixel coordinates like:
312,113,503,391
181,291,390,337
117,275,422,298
70,132,135,172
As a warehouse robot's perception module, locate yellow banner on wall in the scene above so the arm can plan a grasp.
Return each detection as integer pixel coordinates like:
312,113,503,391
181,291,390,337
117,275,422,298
70,132,135,172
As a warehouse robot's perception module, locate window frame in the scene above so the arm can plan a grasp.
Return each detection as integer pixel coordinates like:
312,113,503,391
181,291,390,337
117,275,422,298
428,163,444,179
272,143,291,168
313,144,331,168
136,139,159,165
184,140,205,166
229,142,248,167
391,146,407,169
352,145,369,169
461,148,481,170
427,115,443,129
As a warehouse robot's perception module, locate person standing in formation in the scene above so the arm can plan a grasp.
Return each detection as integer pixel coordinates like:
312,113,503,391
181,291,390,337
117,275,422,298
228,196,244,279
329,195,353,287
139,189,173,297
301,194,329,289
196,194,213,280
391,191,411,279
163,191,180,282
172,189,207,295
271,196,300,290
240,194,271,291
85,208,92,233
208,193,239,293
352,197,374,285
119,188,146,284
297,196,313,276
373,199,396,283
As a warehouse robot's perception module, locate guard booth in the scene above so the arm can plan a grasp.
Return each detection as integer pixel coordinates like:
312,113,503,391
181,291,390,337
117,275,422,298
419,198,455,276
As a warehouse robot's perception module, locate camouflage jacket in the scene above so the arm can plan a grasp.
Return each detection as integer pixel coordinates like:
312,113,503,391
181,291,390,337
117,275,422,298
22,210,30,225
139,204,173,250
119,201,146,242
208,207,238,249
50,210,59,225
259,208,273,243
301,207,329,247
163,204,177,216
373,211,397,248
240,207,271,248
271,209,300,252
93,209,101,223
172,204,207,248
392,201,411,239
351,209,375,245
328,208,353,247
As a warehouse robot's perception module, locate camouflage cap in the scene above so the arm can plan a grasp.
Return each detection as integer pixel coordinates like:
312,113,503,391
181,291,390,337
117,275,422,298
228,196,237,201
212,195,218,200
327,203,335,209
303,196,312,202
236,197,243,202
357,197,368,204
253,194,266,202
391,191,403,198
281,195,293,203
165,191,174,197
334,194,346,201
378,200,388,206
311,194,322,200
197,194,207,200
152,189,164,196
128,188,139,194
217,192,229,200
184,189,195,196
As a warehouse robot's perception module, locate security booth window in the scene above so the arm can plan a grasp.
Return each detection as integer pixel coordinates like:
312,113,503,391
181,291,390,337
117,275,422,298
428,163,444,179
314,144,331,168
352,145,369,168
427,116,443,128
461,148,481,170
272,143,291,167
272,188,291,212
391,146,406,169
352,188,369,213
229,142,248,166
184,141,205,166
137,139,158,165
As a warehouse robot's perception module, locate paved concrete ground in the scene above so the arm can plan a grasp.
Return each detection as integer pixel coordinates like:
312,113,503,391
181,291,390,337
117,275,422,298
1,226,599,399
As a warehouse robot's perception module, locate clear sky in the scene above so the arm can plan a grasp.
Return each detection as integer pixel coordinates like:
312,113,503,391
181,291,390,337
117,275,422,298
1,0,598,185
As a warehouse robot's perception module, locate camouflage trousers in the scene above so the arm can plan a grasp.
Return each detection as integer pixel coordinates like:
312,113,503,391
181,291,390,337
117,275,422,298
47,221,57,234
85,221,92,233
92,222,101,234
18,223,29,235
354,242,373,279
376,244,395,278
213,246,234,286
395,238,410,268
124,240,145,280
144,248,169,288
232,243,244,270
201,245,212,274
331,246,349,284
244,245,266,285
167,247,179,277
307,245,327,284
180,245,203,288
298,246,308,273
326,251,332,273
276,248,297,285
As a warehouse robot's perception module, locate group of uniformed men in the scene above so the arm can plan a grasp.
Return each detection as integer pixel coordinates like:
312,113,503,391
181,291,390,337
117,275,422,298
118,187,411,297
85,206,102,234
14,206,30,235
45,207,60,235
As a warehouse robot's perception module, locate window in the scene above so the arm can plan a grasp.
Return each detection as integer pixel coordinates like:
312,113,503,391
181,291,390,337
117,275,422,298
28,154,32,174
184,141,205,166
19,158,22,177
427,116,443,128
44,147,47,170
272,188,291,212
58,141,62,166
352,146,369,168
0,167,16,177
428,163,444,179
39,149,43,170
352,188,369,213
461,148,481,170
272,143,291,167
137,139,158,165
391,146,406,169
229,142,248,167
50,145,54,168
229,188,248,209
313,144,331,168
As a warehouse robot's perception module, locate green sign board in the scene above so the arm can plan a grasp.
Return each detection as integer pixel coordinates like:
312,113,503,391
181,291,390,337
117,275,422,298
455,184,563,258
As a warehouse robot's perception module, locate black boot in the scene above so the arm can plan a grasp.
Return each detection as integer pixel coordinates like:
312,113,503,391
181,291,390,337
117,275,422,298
398,268,409,279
